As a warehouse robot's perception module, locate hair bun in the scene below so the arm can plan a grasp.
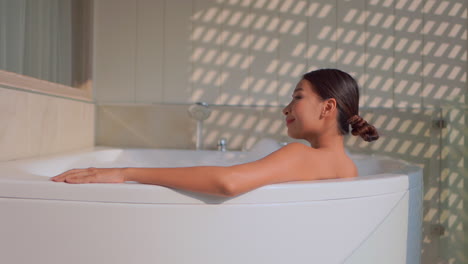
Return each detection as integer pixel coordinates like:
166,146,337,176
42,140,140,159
348,115,379,142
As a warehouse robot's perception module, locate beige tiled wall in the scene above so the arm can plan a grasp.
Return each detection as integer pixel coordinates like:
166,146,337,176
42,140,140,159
96,104,194,149
0,87,94,161
97,104,295,150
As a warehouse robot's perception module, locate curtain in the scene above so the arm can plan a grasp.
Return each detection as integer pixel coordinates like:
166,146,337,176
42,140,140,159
0,0,72,86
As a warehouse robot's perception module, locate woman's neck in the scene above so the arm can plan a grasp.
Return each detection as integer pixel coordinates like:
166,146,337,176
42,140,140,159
306,129,345,151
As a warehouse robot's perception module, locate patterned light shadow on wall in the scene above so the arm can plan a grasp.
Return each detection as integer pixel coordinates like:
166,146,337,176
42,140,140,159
189,0,313,106
188,0,463,108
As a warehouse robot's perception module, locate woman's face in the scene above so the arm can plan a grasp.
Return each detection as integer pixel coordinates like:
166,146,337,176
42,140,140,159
282,79,325,139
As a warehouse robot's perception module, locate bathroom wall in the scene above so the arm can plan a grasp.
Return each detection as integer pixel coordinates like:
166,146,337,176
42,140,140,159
0,73,94,162
93,0,466,263
0,0,94,162
93,0,465,108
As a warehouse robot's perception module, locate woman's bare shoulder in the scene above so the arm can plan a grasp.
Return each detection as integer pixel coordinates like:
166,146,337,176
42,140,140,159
280,142,312,152
278,143,357,179
269,142,319,161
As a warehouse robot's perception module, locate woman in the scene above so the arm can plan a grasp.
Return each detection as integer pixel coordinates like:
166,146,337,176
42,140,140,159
51,69,379,197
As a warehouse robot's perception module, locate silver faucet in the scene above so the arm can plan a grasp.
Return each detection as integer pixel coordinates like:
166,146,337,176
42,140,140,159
188,102,212,150
217,138,227,152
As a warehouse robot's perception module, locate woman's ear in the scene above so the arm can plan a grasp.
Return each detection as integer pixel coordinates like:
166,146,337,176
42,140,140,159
321,98,337,118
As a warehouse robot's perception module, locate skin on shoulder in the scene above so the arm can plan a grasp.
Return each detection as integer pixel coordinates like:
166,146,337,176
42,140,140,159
222,142,328,195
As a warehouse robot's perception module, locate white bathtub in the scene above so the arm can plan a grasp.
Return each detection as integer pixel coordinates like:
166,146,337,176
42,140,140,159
0,144,422,264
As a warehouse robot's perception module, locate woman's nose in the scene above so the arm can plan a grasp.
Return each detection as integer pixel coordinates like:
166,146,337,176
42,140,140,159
282,106,289,116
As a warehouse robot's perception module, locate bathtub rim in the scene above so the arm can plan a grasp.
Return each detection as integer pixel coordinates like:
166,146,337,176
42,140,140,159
0,146,423,205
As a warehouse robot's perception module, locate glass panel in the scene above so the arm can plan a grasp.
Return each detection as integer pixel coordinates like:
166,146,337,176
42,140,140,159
439,106,466,264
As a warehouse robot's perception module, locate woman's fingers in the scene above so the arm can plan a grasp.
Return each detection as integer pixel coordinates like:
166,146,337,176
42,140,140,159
51,168,96,183
50,169,71,182
50,168,80,182
50,167,124,184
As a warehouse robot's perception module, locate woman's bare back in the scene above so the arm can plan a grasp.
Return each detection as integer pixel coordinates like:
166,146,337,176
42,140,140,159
288,145,358,180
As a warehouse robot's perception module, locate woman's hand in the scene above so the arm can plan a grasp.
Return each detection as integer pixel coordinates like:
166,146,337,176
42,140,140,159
50,167,126,184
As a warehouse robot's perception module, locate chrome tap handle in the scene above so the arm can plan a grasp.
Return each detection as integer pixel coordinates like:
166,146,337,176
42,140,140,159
217,138,227,152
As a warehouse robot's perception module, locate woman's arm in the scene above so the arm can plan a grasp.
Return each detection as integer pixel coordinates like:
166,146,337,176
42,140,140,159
51,166,232,196
123,166,233,196
51,143,318,197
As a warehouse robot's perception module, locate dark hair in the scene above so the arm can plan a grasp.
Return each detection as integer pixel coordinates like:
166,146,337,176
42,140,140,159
302,69,379,142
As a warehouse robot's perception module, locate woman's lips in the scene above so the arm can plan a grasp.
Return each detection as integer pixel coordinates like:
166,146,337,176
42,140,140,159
286,118,295,125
